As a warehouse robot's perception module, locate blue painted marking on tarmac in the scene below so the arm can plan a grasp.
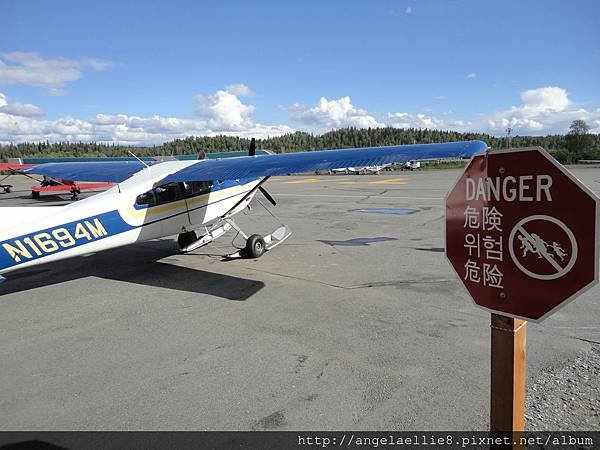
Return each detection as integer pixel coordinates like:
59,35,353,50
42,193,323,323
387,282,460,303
352,208,418,215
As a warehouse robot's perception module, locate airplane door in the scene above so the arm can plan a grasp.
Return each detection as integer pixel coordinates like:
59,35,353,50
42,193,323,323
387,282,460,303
183,181,214,226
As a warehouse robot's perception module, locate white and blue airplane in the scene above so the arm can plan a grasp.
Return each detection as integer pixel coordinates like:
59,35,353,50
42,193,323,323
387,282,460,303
0,140,487,283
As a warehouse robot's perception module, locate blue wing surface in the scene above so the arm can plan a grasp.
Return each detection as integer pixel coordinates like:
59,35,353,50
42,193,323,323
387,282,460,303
23,160,153,183
21,140,487,184
161,140,487,183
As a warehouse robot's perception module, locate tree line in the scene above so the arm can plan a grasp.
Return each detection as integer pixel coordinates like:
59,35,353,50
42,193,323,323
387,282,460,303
1,123,598,164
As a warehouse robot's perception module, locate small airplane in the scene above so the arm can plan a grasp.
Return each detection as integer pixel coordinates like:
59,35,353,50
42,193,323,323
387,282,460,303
0,140,487,283
403,160,421,171
0,161,113,200
330,162,394,175
330,163,393,175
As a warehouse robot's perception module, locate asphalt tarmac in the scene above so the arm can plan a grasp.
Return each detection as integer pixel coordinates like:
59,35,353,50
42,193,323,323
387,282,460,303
1,168,599,430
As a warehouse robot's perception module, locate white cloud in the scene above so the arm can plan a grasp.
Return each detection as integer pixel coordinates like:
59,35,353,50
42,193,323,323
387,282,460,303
0,86,293,145
434,95,446,101
194,85,257,131
405,6,412,14
481,86,599,134
386,86,599,135
519,86,569,113
0,103,44,117
466,73,477,80
225,83,253,97
289,96,384,130
1,85,598,145
0,52,115,89
387,112,472,132
43,88,68,97
0,92,44,117
0,112,293,145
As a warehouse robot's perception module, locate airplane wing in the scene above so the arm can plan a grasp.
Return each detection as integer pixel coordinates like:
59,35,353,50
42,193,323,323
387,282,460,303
14,140,487,184
0,163,37,171
21,160,153,183
160,140,487,183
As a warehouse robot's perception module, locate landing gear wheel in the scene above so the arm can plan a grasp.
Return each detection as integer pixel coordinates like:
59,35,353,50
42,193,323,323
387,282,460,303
245,234,265,258
31,190,40,199
178,230,198,249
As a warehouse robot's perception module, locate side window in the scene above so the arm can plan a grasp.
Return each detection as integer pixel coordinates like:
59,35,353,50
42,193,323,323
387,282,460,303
136,190,157,207
136,182,192,208
184,181,213,196
155,182,185,204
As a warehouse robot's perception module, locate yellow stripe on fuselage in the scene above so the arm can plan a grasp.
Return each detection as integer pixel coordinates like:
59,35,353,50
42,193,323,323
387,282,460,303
122,183,250,221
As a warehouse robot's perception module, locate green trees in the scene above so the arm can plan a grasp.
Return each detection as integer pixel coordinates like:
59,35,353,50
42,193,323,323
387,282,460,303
1,127,599,161
566,120,594,159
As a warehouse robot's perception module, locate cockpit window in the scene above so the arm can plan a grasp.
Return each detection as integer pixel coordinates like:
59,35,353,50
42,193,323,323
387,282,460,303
135,190,157,207
155,182,185,204
135,181,213,207
184,181,213,196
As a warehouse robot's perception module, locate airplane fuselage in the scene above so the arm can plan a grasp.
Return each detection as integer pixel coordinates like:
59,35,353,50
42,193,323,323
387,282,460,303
0,160,261,277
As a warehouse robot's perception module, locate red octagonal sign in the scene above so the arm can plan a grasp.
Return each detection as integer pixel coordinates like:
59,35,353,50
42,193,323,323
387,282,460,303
446,147,600,322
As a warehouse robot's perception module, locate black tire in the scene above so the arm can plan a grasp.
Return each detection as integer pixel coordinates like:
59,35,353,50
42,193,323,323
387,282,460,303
245,234,265,258
177,231,197,249
32,190,40,199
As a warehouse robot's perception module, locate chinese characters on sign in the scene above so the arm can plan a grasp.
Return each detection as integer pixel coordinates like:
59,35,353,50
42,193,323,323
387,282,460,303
462,205,504,289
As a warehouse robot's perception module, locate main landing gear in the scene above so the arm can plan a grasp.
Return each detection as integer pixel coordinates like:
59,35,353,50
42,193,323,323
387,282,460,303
176,169,291,259
244,234,265,258
177,217,291,260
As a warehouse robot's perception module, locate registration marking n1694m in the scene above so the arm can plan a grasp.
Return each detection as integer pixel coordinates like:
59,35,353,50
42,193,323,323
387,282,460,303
2,218,108,262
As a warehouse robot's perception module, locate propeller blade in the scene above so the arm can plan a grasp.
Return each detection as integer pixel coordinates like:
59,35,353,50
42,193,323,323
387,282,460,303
249,138,256,156
259,186,276,206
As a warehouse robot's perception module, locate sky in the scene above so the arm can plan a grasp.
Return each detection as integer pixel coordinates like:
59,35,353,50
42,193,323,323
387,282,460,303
1,0,599,145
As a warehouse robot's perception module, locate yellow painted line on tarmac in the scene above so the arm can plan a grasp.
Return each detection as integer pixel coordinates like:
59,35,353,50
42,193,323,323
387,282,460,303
369,178,409,185
283,177,350,184
282,178,322,184
281,177,409,185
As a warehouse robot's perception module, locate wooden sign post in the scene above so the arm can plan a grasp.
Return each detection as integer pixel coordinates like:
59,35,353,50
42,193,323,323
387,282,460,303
490,313,527,432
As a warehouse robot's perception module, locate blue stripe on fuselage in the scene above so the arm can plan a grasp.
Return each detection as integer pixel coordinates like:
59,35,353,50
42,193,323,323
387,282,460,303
0,179,260,272
0,210,132,271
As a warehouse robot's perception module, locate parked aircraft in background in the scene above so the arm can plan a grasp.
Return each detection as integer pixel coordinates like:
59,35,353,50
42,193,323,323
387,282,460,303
0,161,113,200
330,163,393,175
0,140,487,283
403,161,421,171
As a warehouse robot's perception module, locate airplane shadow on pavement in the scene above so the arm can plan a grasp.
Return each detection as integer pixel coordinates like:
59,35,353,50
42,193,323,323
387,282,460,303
0,240,264,301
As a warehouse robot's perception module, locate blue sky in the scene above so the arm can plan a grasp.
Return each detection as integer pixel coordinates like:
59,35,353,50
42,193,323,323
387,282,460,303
1,0,598,144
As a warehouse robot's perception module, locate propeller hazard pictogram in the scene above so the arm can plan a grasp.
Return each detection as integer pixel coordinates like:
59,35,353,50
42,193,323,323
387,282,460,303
508,215,578,281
